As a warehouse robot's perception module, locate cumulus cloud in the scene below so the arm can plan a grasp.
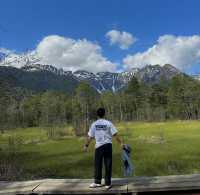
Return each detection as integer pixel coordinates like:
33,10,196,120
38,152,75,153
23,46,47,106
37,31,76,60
0,35,117,73
123,35,200,71
106,30,136,50
35,35,117,73
3,34,200,73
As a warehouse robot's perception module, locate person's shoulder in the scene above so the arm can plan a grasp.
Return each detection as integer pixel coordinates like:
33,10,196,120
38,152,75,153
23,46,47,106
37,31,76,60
103,119,113,125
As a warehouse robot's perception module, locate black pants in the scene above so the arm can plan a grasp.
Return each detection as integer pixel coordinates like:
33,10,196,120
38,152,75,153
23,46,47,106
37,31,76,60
94,143,112,186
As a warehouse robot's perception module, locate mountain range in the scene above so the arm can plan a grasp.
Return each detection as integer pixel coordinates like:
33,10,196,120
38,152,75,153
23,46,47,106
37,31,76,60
0,63,183,94
0,51,194,93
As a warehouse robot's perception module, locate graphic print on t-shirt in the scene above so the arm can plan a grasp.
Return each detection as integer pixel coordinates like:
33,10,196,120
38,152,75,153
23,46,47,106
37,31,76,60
88,119,118,148
96,125,108,142
95,125,107,131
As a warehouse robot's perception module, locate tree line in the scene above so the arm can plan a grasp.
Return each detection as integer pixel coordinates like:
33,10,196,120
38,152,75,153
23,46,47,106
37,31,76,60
1,74,200,135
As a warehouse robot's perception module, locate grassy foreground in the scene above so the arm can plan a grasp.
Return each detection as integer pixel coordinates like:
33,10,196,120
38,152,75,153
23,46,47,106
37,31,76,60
0,120,200,180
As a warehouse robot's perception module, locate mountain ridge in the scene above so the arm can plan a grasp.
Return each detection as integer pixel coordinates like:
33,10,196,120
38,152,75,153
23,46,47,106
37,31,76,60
0,51,187,93
21,63,180,92
0,62,182,93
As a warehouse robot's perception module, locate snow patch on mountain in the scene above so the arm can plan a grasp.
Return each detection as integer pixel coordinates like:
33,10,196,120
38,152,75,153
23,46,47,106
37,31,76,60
0,50,181,93
0,51,40,68
18,63,180,93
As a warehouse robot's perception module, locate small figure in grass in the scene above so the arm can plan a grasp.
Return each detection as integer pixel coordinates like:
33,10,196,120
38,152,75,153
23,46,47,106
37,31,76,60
84,107,124,189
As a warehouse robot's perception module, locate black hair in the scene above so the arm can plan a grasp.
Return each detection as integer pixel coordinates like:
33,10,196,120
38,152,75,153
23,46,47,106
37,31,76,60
97,107,105,118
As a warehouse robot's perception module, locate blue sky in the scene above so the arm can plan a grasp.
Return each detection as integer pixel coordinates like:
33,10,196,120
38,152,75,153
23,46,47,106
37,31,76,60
1,0,200,74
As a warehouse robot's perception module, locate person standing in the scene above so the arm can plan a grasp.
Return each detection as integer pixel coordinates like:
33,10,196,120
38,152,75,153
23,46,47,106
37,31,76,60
84,108,124,189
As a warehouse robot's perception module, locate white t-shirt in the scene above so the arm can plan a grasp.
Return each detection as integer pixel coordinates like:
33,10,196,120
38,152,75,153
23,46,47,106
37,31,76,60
88,119,118,148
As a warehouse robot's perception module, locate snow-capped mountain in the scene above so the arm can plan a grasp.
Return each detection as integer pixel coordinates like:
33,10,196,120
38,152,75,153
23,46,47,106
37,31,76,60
21,64,73,77
18,63,180,93
135,64,181,83
0,50,182,93
20,64,139,93
0,51,40,68
73,69,139,93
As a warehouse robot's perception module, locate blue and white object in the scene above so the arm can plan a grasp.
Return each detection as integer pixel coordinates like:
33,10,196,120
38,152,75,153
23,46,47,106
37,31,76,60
122,144,134,176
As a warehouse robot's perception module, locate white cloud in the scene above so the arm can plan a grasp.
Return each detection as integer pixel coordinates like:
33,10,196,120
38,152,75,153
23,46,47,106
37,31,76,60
2,34,200,74
106,30,136,50
0,35,117,73
123,35,200,71
36,35,117,73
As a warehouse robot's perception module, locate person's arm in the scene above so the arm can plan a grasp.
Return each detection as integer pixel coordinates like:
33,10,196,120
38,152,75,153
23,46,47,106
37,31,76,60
84,136,93,152
84,123,95,152
113,133,124,148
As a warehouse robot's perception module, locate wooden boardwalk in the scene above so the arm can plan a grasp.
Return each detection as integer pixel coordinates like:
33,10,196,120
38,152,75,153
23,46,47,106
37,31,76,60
1,174,200,194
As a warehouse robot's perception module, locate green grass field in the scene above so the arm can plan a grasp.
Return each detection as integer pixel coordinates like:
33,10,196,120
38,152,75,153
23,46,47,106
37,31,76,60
0,120,200,180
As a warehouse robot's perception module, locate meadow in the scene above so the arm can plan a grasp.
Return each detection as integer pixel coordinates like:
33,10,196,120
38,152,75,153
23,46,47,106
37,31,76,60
0,120,200,181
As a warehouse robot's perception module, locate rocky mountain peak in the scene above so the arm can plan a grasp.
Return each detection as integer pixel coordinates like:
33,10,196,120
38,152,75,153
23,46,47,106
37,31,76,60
73,70,96,80
135,64,180,83
0,59,182,93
